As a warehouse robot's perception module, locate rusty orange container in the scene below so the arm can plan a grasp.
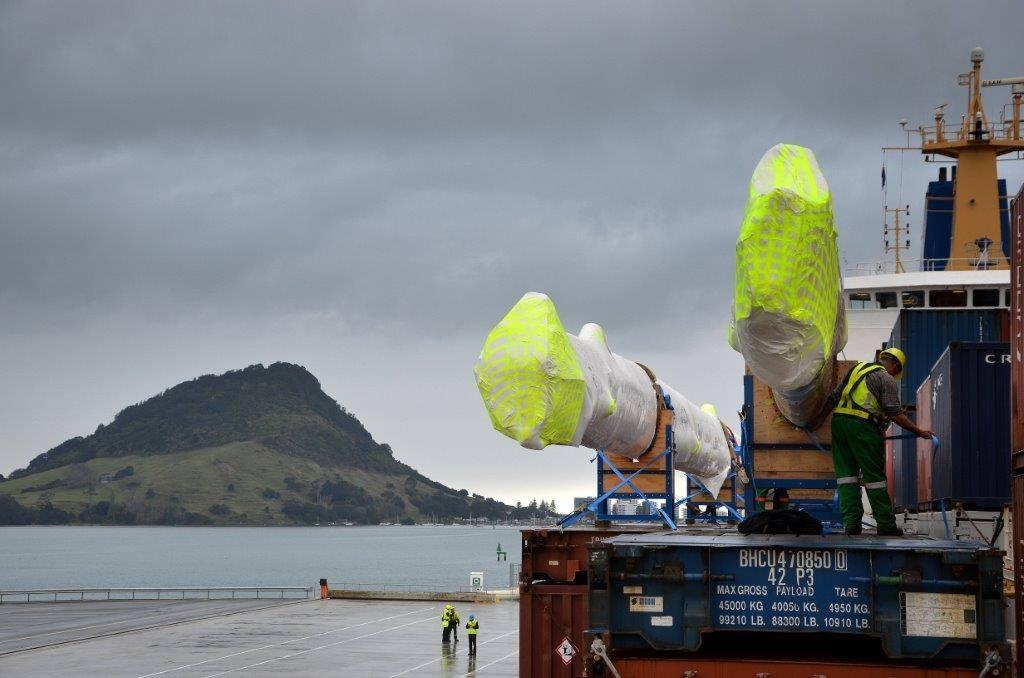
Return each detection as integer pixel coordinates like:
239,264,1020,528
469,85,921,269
1012,182,1024,452
915,375,934,505
521,527,656,585
1010,182,1024,672
519,584,588,678
614,657,979,677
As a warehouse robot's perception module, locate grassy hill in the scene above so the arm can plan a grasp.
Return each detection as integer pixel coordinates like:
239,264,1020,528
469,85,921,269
0,363,515,525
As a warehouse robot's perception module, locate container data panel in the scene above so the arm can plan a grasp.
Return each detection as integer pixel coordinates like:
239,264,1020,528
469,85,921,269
710,547,871,632
597,533,1006,663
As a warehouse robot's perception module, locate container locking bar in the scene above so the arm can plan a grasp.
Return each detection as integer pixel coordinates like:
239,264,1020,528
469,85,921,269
589,637,621,678
850,574,976,589
613,572,735,583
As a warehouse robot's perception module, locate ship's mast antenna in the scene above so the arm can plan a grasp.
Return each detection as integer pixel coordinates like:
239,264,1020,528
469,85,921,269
981,75,1024,141
883,204,911,273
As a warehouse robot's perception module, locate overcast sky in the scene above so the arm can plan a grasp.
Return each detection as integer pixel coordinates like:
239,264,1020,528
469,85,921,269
2,1,1022,510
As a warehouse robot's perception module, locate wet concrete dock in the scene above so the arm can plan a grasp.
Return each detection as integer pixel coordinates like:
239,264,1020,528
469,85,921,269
0,598,518,677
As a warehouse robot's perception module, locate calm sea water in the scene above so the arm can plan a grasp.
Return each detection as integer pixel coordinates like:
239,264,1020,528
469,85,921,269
0,525,524,591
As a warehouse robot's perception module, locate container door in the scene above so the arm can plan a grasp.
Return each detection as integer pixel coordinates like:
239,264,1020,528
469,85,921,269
916,376,933,506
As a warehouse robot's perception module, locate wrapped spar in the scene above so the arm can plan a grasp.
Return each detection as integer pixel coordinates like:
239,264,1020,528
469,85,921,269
474,292,733,496
730,144,847,426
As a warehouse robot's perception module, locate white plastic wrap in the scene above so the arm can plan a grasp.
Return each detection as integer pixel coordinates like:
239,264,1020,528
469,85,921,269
569,326,733,496
660,385,733,497
567,323,659,457
474,293,733,497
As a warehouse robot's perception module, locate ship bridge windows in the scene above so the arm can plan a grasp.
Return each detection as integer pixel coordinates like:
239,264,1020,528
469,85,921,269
876,291,897,309
845,287,1006,310
848,292,874,309
901,290,925,308
972,288,1001,307
928,289,968,308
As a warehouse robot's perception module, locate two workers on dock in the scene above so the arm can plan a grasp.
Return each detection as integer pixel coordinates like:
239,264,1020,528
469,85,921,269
441,604,459,643
825,348,934,537
441,604,479,654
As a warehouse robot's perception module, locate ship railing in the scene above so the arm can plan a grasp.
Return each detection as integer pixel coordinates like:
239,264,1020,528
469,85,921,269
844,257,1010,276
917,122,1024,145
0,586,314,604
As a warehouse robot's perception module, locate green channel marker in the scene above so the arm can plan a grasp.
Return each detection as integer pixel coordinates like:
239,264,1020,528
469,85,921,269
473,292,586,449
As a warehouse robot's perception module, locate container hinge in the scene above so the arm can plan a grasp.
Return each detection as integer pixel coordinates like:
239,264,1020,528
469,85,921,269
589,637,621,678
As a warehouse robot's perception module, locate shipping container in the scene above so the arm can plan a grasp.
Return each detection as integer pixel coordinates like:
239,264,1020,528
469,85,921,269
520,527,650,678
588,532,1008,668
887,309,1009,406
890,408,918,510
915,377,933,506
1010,181,1024,668
520,584,588,678
1013,182,1024,453
611,657,980,677
916,342,1011,509
521,527,653,585
1014,475,1024,667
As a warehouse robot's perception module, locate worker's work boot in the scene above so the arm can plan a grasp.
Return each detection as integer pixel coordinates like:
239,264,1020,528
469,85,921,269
844,524,862,536
877,526,904,537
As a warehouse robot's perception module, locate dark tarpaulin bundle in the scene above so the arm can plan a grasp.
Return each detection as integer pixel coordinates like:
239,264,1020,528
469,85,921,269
738,508,822,536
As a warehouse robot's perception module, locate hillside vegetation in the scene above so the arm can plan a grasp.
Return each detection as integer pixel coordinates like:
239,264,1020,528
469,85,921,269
0,363,515,525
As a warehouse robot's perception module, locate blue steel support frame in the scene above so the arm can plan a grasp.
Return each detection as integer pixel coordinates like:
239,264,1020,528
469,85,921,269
558,402,678,530
675,468,743,523
740,374,843,529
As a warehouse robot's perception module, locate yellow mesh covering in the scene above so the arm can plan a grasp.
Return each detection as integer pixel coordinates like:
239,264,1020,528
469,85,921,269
473,293,585,449
732,144,842,389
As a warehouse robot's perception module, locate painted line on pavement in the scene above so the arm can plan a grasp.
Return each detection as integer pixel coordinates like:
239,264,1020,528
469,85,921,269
198,614,438,678
0,600,307,658
462,649,519,675
138,606,435,677
387,629,519,677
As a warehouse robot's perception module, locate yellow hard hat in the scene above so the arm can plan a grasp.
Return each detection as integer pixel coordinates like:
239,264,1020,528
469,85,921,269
879,347,906,378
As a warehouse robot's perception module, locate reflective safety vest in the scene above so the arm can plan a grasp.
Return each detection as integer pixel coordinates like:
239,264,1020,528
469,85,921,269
466,619,479,635
441,611,451,628
833,362,885,425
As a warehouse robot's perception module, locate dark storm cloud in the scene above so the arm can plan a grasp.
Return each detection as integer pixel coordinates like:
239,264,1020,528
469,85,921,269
2,1,1022,494
4,1,1019,337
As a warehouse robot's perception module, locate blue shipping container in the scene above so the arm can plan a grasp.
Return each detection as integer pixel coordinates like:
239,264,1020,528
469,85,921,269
589,532,1006,665
886,309,1008,406
917,342,1011,509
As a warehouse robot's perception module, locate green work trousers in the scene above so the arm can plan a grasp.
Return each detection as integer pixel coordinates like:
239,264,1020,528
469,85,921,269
831,414,896,531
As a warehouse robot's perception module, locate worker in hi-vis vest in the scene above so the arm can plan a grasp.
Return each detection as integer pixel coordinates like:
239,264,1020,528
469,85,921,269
466,614,479,656
441,604,454,643
447,605,460,643
826,348,933,536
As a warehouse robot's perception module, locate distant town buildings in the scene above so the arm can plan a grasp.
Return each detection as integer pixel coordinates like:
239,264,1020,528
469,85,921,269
611,499,640,515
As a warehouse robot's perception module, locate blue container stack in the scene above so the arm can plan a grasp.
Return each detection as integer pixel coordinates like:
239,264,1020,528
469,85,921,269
886,309,1008,407
917,342,1011,509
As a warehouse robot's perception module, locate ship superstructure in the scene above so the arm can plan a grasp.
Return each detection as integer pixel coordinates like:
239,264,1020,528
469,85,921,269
843,48,1020,362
